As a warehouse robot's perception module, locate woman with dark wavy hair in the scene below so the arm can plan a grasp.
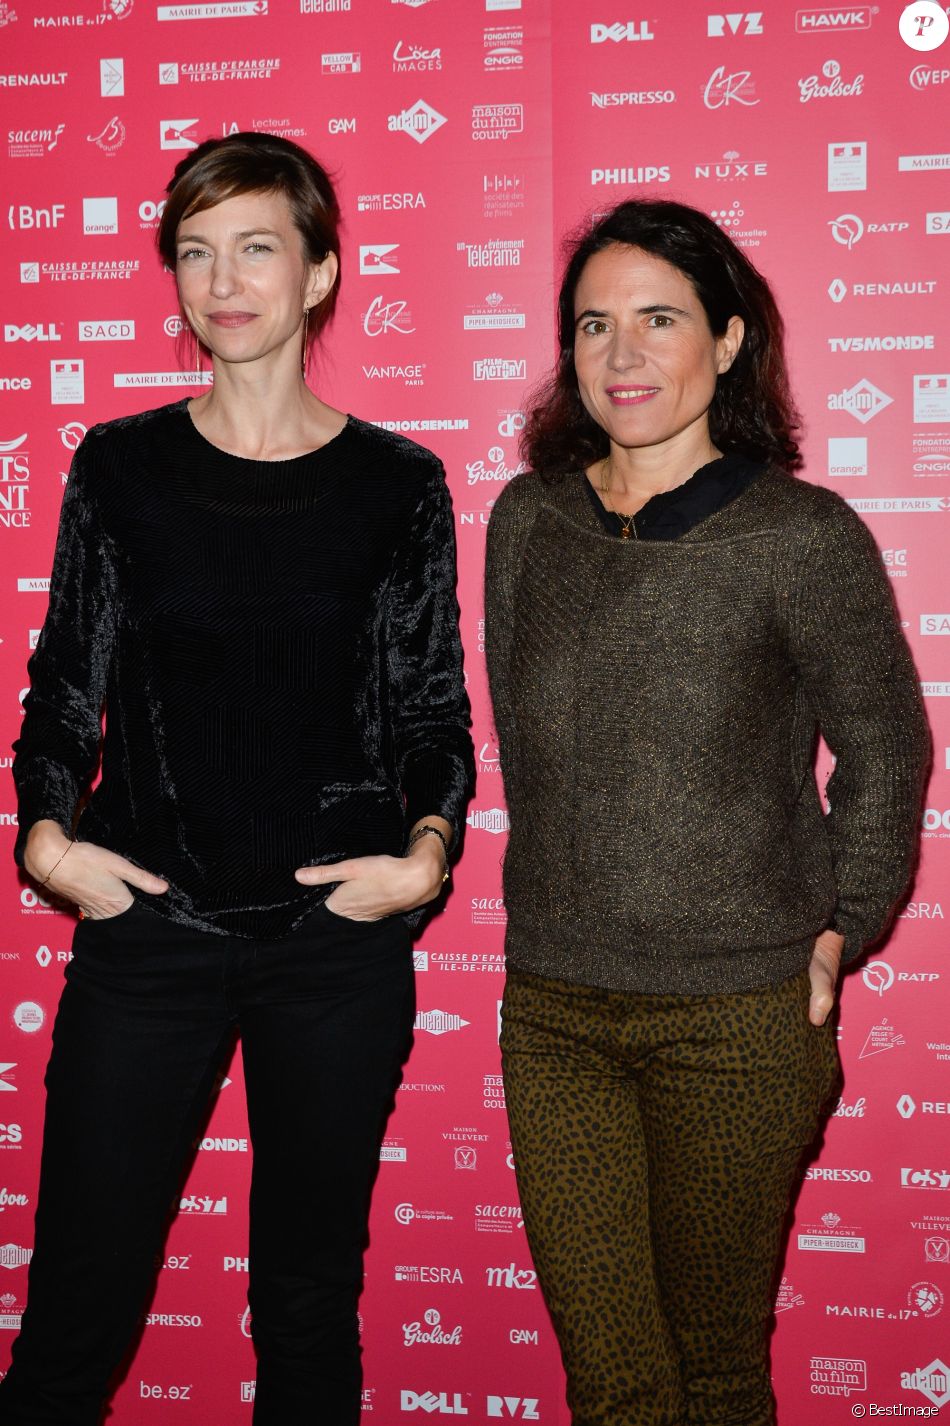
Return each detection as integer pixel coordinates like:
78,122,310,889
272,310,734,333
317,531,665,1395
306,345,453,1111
485,198,928,1426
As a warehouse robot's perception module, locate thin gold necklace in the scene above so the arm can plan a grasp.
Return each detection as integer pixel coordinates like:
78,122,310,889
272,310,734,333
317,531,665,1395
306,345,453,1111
598,459,639,541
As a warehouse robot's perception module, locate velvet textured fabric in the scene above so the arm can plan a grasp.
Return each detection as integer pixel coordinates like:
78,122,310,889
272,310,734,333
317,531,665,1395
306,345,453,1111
13,400,474,938
484,464,931,995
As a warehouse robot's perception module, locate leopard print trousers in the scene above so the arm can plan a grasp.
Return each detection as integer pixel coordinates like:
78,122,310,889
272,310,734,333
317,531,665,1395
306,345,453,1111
500,965,841,1426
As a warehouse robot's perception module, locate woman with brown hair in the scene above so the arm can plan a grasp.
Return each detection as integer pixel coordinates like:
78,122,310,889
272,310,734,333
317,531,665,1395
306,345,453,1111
485,198,929,1426
0,131,473,1425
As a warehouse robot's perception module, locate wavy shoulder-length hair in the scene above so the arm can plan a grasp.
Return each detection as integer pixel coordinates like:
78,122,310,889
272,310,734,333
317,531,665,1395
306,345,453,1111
522,198,802,477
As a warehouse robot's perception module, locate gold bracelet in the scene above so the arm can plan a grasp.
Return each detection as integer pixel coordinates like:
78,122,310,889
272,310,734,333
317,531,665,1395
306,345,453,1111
40,839,75,886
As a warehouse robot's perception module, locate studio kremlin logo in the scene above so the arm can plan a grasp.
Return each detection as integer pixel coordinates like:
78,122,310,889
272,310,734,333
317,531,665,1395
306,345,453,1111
387,99,446,144
798,59,864,103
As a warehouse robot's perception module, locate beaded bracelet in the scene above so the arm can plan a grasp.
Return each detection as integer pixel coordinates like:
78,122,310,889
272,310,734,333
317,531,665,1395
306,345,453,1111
406,825,450,884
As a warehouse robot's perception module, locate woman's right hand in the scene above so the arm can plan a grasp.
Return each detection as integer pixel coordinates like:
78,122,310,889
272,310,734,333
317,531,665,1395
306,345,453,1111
24,819,169,920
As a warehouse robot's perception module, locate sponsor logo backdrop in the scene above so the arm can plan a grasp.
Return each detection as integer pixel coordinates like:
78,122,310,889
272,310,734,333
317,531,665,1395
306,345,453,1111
0,1,947,1420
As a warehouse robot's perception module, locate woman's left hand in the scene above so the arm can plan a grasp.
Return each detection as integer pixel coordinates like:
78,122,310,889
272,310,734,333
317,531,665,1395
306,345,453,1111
294,837,447,921
808,928,845,1026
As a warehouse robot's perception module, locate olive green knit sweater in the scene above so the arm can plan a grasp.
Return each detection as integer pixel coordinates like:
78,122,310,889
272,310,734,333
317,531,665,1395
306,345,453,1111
484,468,930,995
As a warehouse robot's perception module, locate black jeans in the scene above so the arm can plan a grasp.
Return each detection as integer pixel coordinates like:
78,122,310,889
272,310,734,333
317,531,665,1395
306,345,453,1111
0,897,415,1426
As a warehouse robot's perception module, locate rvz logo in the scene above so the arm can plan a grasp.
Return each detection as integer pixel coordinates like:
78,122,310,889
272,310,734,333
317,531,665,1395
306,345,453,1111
707,12,763,35
488,1401,539,1421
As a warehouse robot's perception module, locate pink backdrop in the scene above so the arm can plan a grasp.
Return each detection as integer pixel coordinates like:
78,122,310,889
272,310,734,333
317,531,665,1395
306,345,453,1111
1,0,948,1420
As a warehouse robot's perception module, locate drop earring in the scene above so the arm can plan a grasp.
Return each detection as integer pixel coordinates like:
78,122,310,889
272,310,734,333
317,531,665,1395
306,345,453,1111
302,304,311,377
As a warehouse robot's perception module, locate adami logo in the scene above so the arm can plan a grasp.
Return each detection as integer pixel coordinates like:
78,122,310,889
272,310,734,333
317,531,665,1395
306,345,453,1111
387,99,446,144
795,7,873,31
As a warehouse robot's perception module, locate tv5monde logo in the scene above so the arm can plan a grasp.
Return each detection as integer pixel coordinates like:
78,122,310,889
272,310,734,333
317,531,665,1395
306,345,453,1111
899,1,949,51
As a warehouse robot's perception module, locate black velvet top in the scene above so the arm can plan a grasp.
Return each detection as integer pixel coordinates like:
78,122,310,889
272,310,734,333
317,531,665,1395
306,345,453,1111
13,400,474,938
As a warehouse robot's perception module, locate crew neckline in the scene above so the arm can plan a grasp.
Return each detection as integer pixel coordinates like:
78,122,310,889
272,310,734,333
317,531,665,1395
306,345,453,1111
177,397,352,466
